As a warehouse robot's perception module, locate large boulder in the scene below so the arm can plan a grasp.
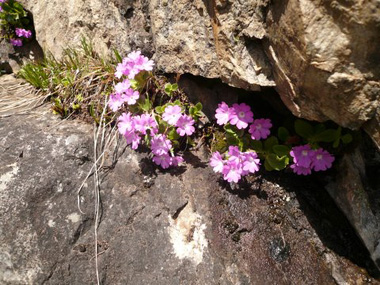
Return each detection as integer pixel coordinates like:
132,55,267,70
18,0,380,148
265,0,380,143
0,76,378,284
18,0,275,91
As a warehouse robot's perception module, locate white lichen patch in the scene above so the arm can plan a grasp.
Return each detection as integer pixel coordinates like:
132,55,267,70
168,204,208,265
0,163,19,192
66,212,81,223
48,219,56,227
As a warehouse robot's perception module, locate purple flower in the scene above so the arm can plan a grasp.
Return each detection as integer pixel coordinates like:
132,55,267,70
229,103,254,129
162,105,182,125
124,130,141,150
123,88,140,105
115,79,131,94
210,151,225,173
227,146,241,163
114,51,154,79
170,155,184,167
242,152,260,174
0,0,6,3
290,164,312,175
15,28,32,38
215,102,234,125
176,115,195,136
311,148,335,171
151,134,172,156
249,119,272,140
118,112,135,135
108,93,125,111
134,113,158,135
0,7,2,12
153,154,171,169
10,39,22,47
290,144,315,168
222,160,243,183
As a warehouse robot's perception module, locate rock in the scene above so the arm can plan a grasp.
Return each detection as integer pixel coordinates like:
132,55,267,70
19,0,275,90
266,0,380,132
326,137,380,271
0,77,378,283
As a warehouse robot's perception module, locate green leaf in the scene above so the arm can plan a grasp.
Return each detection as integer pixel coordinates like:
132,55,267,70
313,129,338,143
264,159,274,171
155,106,163,114
273,145,290,157
168,127,180,140
195,102,203,112
264,136,279,152
266,154,289,171
171,83,178,91
189,106,196,116
250,140,263,152
277,127,290,142
295,119,314,139
341,133,353,144
139,98,152,112
333,138,340,148
164,83,172,95
314,124,326,134
113,49,122,63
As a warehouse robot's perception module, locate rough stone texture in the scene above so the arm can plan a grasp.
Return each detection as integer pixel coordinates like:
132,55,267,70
18,0,275,91
1,78,379,283
18,0,380,148
326,139,380,271
265,0,380,139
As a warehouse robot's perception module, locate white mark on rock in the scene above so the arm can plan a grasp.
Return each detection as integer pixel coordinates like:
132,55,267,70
168,203,208,265
66,213,81,223
0,163,19,192
57,182,63,193
48,219,55,227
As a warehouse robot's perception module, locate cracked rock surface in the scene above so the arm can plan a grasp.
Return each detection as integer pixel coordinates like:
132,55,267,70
1,87,379,283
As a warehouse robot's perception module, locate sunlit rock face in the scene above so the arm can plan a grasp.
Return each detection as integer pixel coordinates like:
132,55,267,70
266,0,380,144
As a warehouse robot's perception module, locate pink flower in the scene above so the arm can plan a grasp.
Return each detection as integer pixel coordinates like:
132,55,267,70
124,131,141,150
227,146,241,163
115,79,131,94
215,102,234,125
15,28,32,38
249,119,272,140
134,113,158,135
290,164,312,175
170,155,184,166
151,134,172,156
162,105,182,125
290,145,315,168
10,39,22,47
242,152,260,173
153,154,171,169
118,112,135,135
114,51,154,79
311,148,335,171
222,160,242,183
229,103,254,129
123,88,140,105
176,115,195,136
210,151,225,173
108,93,125,111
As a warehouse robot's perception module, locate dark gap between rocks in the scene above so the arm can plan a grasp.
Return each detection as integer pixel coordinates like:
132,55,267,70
171,73,380,277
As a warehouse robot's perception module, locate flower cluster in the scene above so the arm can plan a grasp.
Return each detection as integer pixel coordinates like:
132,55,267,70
0,0,32,47
290,144,335,175
15,28,32,38
114,51,154,79
210,147,260,183
215,102,272,140
109,51,198,169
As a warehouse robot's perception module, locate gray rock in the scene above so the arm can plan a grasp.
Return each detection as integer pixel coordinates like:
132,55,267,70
326,139,380,271
0,77,378,283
